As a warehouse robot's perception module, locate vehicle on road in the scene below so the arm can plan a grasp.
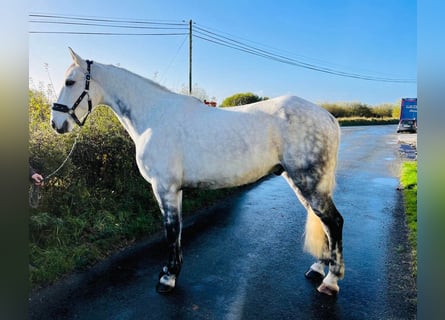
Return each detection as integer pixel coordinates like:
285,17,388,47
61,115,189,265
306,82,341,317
398,98,417,133
397,119,417,133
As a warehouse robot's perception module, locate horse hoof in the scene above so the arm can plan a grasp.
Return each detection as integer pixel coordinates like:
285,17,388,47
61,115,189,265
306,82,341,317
156,272,177,294
317,283,339,296
156,282,175,294
305,269,324,281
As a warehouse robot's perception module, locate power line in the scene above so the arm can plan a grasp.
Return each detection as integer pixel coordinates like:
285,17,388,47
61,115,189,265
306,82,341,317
28,13,415,84
29,13,187,26
30,31,188,36
29,13,188,36
194,32,413,83
29,20,188,30
159,35,188,84
193,25,415,83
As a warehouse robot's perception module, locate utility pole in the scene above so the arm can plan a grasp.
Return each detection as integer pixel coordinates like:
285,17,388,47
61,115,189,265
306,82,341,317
189,19,192,95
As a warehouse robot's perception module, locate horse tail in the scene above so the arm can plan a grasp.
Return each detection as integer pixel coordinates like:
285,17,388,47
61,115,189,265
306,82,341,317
303,124,339,259
302,168,336,259
303,206,327,259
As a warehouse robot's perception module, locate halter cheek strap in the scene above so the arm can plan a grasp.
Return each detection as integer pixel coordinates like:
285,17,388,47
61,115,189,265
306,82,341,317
52,60,94,127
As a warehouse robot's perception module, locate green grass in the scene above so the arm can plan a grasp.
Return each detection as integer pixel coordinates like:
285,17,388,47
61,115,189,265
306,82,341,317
29,186,241,289
400,161,417,275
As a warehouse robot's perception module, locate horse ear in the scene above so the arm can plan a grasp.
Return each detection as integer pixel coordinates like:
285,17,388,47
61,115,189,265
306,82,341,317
68,47,87,69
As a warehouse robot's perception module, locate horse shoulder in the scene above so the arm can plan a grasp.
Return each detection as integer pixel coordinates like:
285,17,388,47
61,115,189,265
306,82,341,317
135,128,184,186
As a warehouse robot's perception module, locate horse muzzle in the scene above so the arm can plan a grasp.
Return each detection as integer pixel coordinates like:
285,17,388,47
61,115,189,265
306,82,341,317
51,119,69,134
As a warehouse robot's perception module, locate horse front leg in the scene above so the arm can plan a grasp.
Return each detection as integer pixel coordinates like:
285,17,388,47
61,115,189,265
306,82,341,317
153,187,183,294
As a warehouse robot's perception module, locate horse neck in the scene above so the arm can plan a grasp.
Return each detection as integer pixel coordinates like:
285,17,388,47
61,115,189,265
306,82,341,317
96,63,174,141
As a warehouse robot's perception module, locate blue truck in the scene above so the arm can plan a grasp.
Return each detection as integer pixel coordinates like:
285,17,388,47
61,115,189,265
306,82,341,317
397,98,417,133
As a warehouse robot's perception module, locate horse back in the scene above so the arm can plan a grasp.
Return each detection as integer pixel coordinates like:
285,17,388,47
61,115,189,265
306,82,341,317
136,95,339,190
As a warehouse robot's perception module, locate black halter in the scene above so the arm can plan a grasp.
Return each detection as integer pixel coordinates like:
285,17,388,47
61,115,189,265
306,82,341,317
52,60,94,127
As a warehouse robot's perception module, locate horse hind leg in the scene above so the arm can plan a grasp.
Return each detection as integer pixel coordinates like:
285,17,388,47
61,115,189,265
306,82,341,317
282,170,344,296
309,197,344,296
303,208,330,282
294,190,330,281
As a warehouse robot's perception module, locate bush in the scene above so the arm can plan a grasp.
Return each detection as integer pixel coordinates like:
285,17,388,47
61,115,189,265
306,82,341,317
373,103,395,118
221,92,268,107
320,101,398,119
350,103,373,117
320,103,352,118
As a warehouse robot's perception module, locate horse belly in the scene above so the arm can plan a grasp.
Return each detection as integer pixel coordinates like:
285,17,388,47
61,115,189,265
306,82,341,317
182,139,280,189
184,160,277,189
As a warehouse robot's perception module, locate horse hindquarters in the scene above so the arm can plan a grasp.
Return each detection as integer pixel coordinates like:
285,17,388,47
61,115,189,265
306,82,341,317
280,109,344,295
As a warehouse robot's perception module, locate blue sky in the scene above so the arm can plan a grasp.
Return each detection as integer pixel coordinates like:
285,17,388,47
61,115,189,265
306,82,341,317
29,0,416,105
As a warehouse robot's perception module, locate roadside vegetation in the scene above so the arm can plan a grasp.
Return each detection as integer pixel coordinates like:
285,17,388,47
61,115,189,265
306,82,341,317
220,92,268,106
399,161,417,275
28,88,401,288
221,93,399,126
320,101,399,126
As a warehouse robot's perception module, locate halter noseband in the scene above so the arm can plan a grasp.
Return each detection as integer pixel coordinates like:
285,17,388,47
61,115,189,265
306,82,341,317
52,60,93,127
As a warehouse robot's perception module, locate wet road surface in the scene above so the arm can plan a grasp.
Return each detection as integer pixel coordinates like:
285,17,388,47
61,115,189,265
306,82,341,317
30,125,416,319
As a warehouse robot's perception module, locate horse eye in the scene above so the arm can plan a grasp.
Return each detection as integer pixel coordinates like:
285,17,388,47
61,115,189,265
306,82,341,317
65,79,76,86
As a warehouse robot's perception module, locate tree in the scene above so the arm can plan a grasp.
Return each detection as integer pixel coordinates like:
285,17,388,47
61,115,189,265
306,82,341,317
221,92,268,107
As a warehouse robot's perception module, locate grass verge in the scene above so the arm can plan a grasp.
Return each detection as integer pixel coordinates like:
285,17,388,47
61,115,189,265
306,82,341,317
338,117,398,126
400,161,417,275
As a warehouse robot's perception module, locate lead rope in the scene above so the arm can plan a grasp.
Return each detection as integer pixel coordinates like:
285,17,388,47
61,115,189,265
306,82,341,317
29,132,80,208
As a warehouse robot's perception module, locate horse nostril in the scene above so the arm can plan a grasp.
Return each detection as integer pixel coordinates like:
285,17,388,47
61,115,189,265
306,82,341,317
52,120,69,134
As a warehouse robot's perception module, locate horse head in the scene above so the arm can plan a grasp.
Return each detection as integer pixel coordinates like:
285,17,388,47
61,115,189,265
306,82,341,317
51,48,101,134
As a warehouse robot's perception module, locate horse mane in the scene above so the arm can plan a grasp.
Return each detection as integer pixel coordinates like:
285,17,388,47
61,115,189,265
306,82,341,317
104,63,173,94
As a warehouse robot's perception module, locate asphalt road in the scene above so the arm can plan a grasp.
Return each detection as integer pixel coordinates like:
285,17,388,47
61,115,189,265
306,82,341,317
29,125,417,319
